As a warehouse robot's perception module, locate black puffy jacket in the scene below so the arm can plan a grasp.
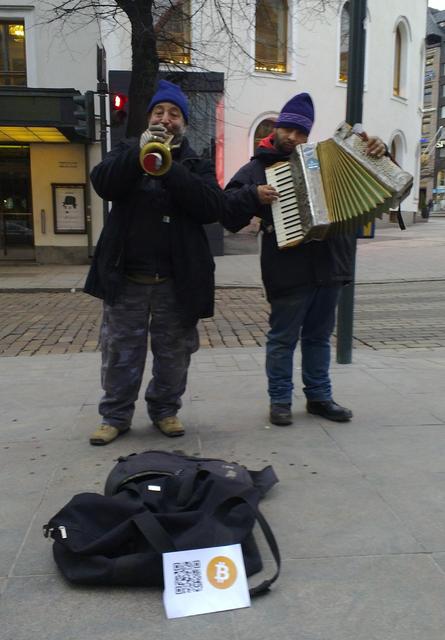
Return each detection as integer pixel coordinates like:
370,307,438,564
224,145,355,301
84,137,230,327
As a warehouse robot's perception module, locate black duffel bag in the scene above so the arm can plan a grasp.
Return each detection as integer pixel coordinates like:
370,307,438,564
43,450,280,595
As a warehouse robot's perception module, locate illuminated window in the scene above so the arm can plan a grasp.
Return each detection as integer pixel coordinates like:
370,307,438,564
255,0,288,74
0,20,26,86
339,1,350,82
156,0,191,65
253,117,276,152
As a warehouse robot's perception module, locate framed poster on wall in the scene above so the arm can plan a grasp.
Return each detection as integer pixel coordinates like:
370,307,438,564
52,184,86,234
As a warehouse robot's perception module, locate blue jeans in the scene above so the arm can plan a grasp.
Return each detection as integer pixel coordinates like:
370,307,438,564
266,285,341,405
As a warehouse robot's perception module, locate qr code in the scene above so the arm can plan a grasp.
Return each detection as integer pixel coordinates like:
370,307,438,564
173,560,203,594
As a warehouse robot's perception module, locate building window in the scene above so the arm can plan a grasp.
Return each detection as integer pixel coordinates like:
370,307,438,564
0,146,33,254
393,21,409,98
442,85,445,98
441,106,445,119
424,85,432,106
253,117,276,152
422,119,431,137
390,139,398,162
437,170,445,187
442,62,445,76
338,1,350,82
155,0,191,65
393,26,402,95
255,0,288,73
0,20,26,86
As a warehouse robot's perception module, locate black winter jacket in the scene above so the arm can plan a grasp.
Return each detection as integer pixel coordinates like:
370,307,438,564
84,137,230,327
224,145,355,301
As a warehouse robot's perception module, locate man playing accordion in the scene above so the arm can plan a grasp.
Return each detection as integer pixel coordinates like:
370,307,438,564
225,92,387,426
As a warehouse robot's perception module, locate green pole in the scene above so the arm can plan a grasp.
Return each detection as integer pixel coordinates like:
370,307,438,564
336,0,367,364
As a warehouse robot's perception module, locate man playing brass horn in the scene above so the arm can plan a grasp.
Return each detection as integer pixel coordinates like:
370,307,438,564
85,80,228,444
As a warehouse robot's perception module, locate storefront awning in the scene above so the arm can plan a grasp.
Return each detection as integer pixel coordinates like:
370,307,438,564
0,126,69,143
0,87,89,143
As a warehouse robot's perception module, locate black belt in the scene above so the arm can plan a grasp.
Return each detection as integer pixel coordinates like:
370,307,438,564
126,273,169,285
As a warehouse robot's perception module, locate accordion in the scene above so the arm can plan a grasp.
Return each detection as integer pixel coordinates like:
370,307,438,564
265,122,413,249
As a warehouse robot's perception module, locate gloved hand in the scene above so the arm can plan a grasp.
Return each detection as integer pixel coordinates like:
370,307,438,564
139,124,169,148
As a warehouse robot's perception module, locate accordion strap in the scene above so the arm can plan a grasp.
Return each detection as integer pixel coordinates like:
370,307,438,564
396,205,406,231
260,219,274,234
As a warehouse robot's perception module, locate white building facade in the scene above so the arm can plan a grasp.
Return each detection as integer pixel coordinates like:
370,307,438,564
0,0,428,262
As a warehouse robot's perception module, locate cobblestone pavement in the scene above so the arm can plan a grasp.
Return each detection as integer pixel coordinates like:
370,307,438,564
0,280,445,356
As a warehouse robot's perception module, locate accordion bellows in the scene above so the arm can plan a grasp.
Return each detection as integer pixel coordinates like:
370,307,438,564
265,122,413,249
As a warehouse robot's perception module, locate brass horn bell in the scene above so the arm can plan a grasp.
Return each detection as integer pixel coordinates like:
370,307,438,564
139,134,173,176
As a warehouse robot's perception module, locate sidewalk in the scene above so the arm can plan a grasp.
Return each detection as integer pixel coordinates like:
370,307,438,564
1,218,445,291
1,220,445,639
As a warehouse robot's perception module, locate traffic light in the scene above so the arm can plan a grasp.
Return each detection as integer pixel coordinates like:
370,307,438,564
73,90,95,140
110,93,128,127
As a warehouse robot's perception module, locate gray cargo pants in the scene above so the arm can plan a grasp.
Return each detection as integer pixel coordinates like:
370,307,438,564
99,279,199,431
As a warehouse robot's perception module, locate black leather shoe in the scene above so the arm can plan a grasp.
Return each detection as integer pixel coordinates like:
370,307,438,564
306,400,353,422
270,403,292,426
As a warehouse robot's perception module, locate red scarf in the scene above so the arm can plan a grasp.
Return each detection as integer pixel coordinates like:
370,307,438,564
258,133,276,149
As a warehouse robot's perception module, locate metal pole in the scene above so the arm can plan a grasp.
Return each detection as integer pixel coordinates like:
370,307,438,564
97,45,109,225
336,0,367,364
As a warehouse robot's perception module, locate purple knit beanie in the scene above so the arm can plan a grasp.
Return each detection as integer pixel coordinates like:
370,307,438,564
147,80,189,122
274,92,314,135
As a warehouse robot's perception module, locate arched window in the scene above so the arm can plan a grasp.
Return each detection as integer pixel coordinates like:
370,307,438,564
393,26,402,96
393,20,410,98
255,0,288,73
339,2,350,83
253,118,276,153
388,132,406,166
390,139,398,162
155,0,191,65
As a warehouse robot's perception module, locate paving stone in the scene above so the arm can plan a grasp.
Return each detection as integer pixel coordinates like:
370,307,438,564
1,279,445,356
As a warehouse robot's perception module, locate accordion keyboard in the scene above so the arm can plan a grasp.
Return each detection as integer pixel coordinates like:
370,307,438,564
265,162,305,248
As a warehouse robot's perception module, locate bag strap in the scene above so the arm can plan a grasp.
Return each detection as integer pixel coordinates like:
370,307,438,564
177,465,279,505
248,505,281,596
132,510,176,553
212,494,281,597
248,465,279,498
176,469,208,506
129,482,280,596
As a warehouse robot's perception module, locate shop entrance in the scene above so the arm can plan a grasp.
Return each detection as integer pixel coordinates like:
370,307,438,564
0,145,35,260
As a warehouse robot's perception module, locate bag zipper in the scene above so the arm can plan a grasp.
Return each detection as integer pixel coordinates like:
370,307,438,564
117,469,183,491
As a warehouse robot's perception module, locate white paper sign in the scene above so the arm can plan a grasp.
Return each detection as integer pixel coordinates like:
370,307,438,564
162,544,251,619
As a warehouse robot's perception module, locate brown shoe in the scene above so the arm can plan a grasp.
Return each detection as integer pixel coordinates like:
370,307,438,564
89,424,129,446
153,416,185,437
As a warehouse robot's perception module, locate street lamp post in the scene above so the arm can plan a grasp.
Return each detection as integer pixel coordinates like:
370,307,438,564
336,0,367,364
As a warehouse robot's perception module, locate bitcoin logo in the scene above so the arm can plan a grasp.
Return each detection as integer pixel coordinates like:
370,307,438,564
207,556,237,589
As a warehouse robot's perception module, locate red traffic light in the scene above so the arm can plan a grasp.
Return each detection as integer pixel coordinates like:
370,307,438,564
112,93,127,110
110,93,128,127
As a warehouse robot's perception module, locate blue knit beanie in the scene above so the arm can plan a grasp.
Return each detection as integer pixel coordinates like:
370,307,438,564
274,92,314,135
147,80,189,122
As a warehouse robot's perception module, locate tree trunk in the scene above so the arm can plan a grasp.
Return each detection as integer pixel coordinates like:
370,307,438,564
118,0,159,137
